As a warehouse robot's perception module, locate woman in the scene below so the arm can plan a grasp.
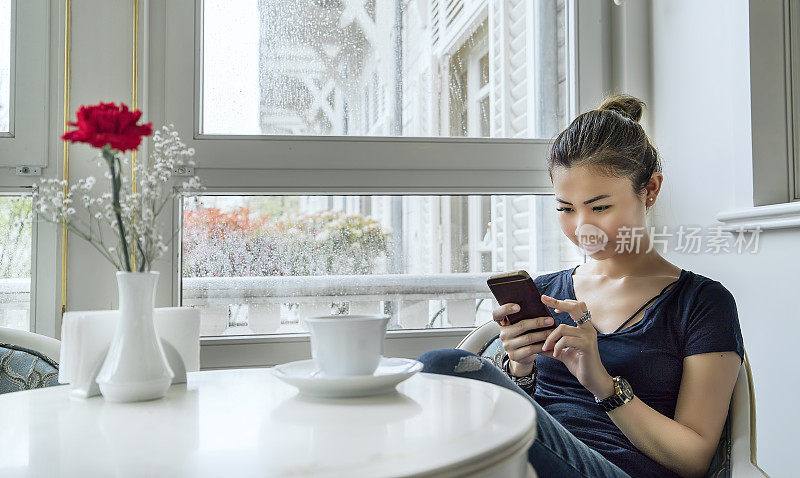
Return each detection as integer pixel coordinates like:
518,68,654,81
418,94,744,478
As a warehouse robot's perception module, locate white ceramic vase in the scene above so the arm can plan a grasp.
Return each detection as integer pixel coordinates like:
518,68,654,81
96,271,174,402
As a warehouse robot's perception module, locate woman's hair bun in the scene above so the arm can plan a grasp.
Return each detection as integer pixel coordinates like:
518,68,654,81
597,94,645,123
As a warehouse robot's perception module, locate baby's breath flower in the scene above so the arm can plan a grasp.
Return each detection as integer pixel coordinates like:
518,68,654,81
30,124,201,271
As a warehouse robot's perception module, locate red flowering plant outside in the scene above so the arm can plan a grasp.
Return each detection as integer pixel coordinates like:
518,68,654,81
182,207,390,278
182,207,269,277
32,102,202,272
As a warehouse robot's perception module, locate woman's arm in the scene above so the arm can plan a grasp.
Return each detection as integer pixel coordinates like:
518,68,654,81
599,351,742,478
538,292,744,478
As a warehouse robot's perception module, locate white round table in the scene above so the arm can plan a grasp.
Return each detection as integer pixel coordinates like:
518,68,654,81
0,369,537,477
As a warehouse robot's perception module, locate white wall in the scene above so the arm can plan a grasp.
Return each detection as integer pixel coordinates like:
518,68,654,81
650,1,796,475
65,1,138,315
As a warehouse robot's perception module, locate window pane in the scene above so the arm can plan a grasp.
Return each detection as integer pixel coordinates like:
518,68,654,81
479,96,490,137
479,53,489,89
202,0,567,138
0,0,10,133
0,196,32,331
181,195,584,337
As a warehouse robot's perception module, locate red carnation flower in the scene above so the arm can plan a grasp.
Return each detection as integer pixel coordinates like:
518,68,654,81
62,102,153,152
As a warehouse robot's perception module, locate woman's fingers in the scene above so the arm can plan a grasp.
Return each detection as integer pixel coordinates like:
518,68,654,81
492,303,520,322
541,324,584,352
507,343,546,363
541,295,588,320
502,326,555,352
498,315,554,342
499,315,558,362
552,335,583,358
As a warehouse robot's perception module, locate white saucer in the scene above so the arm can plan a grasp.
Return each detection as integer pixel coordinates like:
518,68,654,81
272,357,423,398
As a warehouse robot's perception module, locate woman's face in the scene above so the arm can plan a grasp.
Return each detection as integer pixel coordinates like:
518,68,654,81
551,164,653,258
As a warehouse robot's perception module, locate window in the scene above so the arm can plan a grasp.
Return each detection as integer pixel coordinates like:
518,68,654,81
200,0,566,138
745,0,800,206
0,195,32,331
0,0,48,170
159,0,608,365
0,2,49,337
162,0,578,183
0,0,9,133
181,194,583,337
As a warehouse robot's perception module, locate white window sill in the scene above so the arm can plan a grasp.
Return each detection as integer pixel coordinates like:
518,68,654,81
199,328,475,370
716,201,800,231
200,327,475,346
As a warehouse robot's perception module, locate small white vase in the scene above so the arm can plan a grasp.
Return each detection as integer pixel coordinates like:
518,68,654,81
96,271,174,402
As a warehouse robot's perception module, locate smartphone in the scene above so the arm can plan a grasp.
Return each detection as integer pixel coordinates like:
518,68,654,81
487,270,555,336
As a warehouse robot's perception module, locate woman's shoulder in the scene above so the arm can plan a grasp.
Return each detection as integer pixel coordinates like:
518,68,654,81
532,266,575,291
673,270,744,359
533,267,573,280
678,270,737,307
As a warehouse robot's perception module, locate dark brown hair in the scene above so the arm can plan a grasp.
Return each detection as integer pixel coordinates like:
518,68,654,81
547,94,661,197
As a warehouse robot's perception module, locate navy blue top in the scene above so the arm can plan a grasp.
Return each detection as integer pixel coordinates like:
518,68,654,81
532,265,745,478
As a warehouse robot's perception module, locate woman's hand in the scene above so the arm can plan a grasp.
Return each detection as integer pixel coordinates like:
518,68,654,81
538,294,615,399
493,303,556,375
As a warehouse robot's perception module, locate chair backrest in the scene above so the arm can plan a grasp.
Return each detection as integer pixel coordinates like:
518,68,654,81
729,350,769,477
457,320,769,477
0,326,61,362
0,327,61,394
457,319,500,354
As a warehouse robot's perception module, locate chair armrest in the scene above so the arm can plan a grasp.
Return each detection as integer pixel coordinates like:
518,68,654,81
457,320,501,354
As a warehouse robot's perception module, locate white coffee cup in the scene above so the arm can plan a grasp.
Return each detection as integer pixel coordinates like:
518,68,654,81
304,314,390,377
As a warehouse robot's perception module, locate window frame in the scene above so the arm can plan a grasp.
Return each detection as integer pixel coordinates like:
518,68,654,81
148,0,610,368
164,0,561,174
745,0,799,207
0,1,58,340
717,0,800,231
0,189,43,335
467,41,490,137
0,0,49,170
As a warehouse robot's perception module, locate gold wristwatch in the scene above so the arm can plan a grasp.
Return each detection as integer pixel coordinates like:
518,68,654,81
595,376,633,412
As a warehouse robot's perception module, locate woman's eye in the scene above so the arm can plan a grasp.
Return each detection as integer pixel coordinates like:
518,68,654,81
556,206,611,213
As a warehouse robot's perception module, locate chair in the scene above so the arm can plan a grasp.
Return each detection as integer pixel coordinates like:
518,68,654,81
0,326,61,394
457,320,770,478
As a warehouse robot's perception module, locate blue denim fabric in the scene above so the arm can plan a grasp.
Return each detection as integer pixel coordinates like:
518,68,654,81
417,348,631,478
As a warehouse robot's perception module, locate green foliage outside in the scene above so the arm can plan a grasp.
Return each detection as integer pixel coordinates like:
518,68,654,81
0,196,32,279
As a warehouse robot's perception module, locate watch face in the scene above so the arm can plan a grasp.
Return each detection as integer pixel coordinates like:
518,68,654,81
619,378,634,399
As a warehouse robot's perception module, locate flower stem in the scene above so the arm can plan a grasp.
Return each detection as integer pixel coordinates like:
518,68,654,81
104,146,132,272
136,237,147,272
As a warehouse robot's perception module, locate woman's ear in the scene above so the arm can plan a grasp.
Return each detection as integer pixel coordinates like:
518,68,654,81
647,171,664,197
644,172,663,202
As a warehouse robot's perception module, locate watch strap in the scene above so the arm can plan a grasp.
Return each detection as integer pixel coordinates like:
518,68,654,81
595,376,633,412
